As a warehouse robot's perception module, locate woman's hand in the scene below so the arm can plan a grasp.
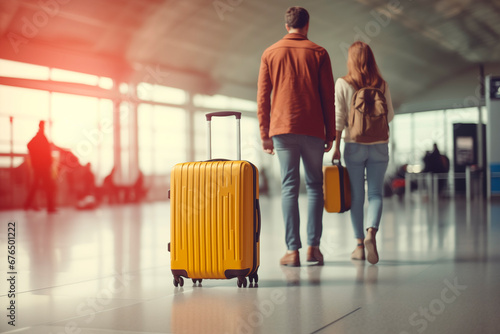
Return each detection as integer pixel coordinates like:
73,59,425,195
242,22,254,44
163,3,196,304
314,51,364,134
333,148,341,161
333,130,343,161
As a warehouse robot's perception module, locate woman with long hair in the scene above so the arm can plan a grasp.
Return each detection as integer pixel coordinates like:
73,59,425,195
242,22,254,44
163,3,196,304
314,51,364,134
333,41,394,264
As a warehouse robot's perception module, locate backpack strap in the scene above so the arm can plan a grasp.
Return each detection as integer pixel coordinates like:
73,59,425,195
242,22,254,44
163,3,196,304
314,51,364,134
377,81,386,94
351,81,359,92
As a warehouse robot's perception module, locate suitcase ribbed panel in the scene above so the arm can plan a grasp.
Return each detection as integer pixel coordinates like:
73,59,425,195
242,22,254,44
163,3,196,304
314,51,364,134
171,160,254,279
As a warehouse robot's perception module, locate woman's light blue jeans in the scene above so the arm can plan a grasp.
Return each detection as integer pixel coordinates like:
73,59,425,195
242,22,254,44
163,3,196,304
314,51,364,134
273,134,325,251
344,143,389,239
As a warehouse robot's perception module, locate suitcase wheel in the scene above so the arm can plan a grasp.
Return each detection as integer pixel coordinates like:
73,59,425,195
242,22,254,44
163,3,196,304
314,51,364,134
173,276,184,287
192,279,203,285
248,273,259,284
237,276,247,288
249,273,259,287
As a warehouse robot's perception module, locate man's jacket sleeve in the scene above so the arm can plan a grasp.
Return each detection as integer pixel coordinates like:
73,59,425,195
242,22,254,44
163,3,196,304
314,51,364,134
318,51,336,142
257,55,272,141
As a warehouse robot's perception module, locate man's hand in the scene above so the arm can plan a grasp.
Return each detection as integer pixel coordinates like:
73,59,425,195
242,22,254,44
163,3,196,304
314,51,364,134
262,138,275,155
324,141,333,153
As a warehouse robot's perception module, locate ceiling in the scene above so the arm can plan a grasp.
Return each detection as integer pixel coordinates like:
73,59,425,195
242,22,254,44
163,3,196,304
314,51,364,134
1,0,500,113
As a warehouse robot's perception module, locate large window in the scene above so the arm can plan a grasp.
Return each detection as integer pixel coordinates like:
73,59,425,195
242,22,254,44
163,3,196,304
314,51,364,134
0,85,50,167
137,83,187,105
193,112,260,164
97,100,114,185
392,113,413,166
51,93,100,160
138,104,187,174
409,111,446,165
0,59,49,80
0,60,114,178
0,59,263,207
391,107,487,170
192,93,260,163
194,94,257,112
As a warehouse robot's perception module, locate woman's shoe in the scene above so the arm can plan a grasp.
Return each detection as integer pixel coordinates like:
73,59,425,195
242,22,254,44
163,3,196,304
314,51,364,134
351,244,365,260
364,229,379,264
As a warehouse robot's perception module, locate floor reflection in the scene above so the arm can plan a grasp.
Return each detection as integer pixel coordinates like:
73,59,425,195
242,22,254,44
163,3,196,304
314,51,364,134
0,198,499,333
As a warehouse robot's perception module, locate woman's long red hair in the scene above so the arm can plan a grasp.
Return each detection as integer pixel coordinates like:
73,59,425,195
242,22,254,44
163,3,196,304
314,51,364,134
343,41,385,89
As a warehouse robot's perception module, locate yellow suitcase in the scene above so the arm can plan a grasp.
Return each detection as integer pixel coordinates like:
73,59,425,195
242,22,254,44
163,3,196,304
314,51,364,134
169,112,260,288
323,161,351,213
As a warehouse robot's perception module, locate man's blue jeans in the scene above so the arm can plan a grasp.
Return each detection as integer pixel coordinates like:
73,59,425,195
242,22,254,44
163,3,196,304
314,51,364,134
344,143,389,239
273,134,325,251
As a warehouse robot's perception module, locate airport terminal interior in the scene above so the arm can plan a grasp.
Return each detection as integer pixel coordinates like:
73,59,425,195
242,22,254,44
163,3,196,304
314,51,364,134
1,0,500,333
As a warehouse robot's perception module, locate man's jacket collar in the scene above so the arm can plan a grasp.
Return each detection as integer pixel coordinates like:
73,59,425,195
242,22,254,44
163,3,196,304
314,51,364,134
283,33,308,40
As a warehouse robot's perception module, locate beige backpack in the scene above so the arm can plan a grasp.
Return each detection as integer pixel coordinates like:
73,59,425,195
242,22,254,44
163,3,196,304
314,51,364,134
348,83,389,143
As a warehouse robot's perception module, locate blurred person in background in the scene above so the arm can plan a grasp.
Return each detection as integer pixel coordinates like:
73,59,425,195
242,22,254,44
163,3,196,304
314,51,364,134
24,120,57,213
80,163,96,199
102,167,118,204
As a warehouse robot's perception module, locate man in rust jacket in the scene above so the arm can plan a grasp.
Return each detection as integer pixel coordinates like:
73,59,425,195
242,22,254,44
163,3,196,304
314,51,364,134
257,6,335,266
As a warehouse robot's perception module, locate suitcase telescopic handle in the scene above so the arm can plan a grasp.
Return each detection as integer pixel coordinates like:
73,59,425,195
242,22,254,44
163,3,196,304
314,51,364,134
205,111,242,160
205,111,241,121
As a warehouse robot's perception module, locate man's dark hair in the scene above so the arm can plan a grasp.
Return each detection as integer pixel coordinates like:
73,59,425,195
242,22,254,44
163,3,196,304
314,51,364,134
285,7,309,29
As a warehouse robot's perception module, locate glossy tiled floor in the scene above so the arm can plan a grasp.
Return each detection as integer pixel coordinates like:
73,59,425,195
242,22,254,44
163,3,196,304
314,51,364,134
0,194,499,334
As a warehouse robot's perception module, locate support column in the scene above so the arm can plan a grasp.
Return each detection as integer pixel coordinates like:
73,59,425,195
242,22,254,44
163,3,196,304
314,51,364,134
443,110,447,156
9,116,13,169
9,116,14,208
486,75,500,198
186,92,196,162
48,91,53,140
129,84,140,184
113,99,122,185
389,121,395,171
410,113,415,163
477,65,485,170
